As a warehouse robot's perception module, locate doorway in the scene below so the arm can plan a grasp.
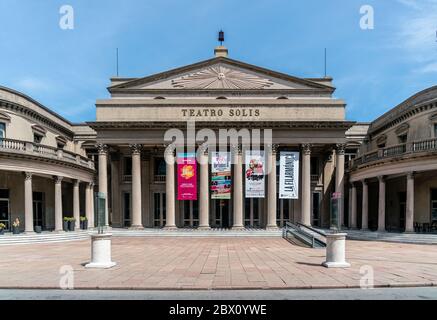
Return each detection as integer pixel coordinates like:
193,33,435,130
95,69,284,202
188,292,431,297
182,201,199,227
399,192,406,231
213,199,230,228
244,198,261,227
153,192,166,227
122,192,131,227
32,192,45,229
0,189,9,230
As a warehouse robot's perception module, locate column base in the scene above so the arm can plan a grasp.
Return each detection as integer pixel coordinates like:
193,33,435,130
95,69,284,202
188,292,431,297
266,225,279,230
163,226,178,230
322,261,351,268
54,230,66,233
129,225,144,230
231,226,245,230
24,231,35,235
197,226,211,230
85,261,117,269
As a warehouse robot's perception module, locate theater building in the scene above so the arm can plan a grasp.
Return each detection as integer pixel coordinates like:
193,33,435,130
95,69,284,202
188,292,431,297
88,46,355,230
1,44,435,233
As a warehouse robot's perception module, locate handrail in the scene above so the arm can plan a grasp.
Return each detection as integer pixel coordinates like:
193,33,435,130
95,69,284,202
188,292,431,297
296,222,327,238
351,137,437,169
0,137,94,170
284,222,326,248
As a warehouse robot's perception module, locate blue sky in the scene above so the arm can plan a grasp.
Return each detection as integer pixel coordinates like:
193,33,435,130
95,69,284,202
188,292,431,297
0,0,436,123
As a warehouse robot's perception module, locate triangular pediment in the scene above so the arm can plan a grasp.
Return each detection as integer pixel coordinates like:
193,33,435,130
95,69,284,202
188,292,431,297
109,57,334,92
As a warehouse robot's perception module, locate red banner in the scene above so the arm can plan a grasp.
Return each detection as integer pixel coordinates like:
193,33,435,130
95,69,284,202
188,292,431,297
177,153,197,200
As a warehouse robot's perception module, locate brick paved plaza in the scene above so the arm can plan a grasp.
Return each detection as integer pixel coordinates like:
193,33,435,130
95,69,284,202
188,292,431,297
1,237,437,289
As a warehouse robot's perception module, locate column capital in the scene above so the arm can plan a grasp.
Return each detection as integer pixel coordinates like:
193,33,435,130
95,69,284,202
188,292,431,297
301,143,312,155
407,172,415,180
129,144,142,155
74,179,81,186
23,172,33,181
164,144,176,157
361,179,367,186
197,143,209,155
88,181,95,188
230,143,242,155
336,143,346,155
377,175,385,182
54,176,63,184
96,143,108,155
266,144,279,154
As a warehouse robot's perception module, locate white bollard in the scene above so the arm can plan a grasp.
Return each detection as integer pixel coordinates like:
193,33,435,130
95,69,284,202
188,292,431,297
85,233,116,269
322,233,351,268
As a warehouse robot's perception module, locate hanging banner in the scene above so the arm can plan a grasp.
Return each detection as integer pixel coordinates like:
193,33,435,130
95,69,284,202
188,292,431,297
245,150,265,198
177,152,197,200
279,151,299,199
211,152,232,199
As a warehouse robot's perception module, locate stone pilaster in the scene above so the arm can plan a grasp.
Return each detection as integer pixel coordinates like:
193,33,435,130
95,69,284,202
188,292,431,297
301,144,311,226
377,176,386,232
266,144,278,229
73,179,80,230
164,145,177,229
350,182,358,229
405,172,415,233
335,144,346,227
85,182,95,229
97,144,109,227
24,172,34,233
361,179,369,230
54,176,63,232
231,144,244,230
130,144,143,229
198,145,210,230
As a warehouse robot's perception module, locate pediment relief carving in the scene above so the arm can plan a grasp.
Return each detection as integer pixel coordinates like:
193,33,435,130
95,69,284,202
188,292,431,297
171,65,274,89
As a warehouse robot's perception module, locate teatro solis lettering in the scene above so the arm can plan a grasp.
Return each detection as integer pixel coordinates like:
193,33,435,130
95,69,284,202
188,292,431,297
181,108,260,117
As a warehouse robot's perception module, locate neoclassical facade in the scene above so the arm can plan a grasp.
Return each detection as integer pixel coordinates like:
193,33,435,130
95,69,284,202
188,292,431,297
0,86,96,232
348,86,437,232
2,45,435,234
88,47,355,230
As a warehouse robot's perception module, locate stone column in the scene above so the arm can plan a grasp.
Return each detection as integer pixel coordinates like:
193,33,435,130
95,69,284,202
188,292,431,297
130,144,143,229
164,146,176,229
335,144,345,227
405,172,415,233
85,182,94,229
97,144,109,227
301,144,311,226
24,172,34,233
378,176,386,232
350,182,358,229
361,179,369,230
90,182,95,228
232,144,244,229
73,179,80,230
198,146,210,229
267,144,278,229
54,176,63,232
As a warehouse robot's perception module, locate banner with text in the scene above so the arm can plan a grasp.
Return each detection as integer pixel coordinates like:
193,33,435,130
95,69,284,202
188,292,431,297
177,152,197,201
279,151,299,199
211,152,232,199
245,150,265,198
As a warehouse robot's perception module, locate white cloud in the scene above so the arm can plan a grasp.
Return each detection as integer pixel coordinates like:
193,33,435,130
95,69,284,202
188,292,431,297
15,77,51,92
395,0,437,72
417,62,437,73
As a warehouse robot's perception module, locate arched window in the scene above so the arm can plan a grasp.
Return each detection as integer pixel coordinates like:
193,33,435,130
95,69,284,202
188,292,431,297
216,96,227,100
277,96,288,100
154,96,166,100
